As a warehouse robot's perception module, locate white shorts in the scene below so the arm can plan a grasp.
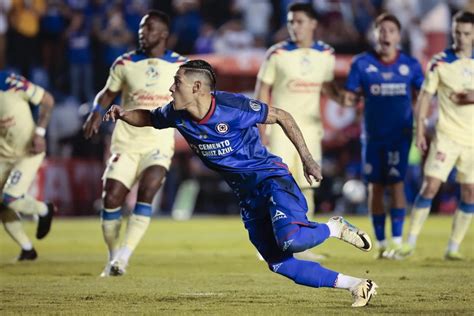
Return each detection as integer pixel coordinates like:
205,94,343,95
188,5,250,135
103,147,173,189
424,132,474,184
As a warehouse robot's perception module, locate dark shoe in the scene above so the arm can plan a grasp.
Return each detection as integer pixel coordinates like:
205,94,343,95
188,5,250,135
36,203,56,239
18,248,38,261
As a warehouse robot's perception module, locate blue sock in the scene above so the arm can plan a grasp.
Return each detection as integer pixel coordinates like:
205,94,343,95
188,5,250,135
274,223,330,253
133,202,152,217
413,195,432,208
371,214,386,242
390,208,406,238
269,257,338,288
459,202,474,214
101,207,121,220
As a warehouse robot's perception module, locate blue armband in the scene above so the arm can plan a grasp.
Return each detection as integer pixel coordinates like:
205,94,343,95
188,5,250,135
92,103,107,116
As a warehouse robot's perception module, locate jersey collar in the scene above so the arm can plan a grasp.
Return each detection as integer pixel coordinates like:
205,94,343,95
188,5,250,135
373,49,400,66
196,96,216,125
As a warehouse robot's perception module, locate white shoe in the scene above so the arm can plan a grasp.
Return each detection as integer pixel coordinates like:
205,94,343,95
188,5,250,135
294,249,327,261
100,262,112,277
109,260,126,276
350,279,378,307
329,216,372,251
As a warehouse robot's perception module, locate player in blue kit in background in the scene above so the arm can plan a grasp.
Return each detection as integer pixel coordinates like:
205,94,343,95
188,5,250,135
343,14,424,259
104,60,378,307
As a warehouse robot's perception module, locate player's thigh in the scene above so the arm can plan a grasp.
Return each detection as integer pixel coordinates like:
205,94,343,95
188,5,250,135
424,134,459,182
362,141,383,183
103,152,140,190
455,144,474,184
3,153,44,197
383,138,411,184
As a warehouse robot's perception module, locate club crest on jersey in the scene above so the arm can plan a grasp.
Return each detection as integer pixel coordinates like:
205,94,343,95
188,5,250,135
146,66,159,80
398,64,409,76
215,122,229,134
249,100,262,111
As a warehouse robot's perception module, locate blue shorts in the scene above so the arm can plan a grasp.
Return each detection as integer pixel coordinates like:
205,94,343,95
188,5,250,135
240,175,318,263
362,137,411,184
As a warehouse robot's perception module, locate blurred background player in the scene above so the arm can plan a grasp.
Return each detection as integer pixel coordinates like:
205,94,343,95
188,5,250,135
0,71,55,261
104,59,378,308
82,10,187,276
342,13,424,259
255,2,338,261
399,11,474,260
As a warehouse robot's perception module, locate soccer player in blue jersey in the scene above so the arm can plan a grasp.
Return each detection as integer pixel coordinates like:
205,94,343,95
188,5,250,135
104,60,378,307
342,13,424,259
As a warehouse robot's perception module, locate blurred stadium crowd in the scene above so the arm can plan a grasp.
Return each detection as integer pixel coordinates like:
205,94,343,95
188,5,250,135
1,0,472,216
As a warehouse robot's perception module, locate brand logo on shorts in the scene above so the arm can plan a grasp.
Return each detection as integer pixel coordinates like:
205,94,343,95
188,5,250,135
388,167,400,177
435,151,446,162
249,100,262,111
215,122,229,134
272,210,287,223
283,239,294,251
272,263,282,272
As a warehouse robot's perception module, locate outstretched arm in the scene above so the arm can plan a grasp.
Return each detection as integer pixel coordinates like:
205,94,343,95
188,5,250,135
103,105,153,127
263,107,322,184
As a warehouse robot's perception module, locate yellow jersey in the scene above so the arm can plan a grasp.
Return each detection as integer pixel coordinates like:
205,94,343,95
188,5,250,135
422,48,474,147
105,50,187,154
257,40,335,128
0,72,45,158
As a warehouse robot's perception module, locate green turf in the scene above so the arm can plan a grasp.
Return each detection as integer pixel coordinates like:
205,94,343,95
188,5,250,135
0,216,473,315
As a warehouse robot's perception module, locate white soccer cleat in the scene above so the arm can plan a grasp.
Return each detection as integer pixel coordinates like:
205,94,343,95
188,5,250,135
350,279,378,307
109,260,126,276
100,262,112,277
329,216,372,252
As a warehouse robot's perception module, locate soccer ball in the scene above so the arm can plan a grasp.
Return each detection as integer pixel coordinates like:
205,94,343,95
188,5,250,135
342,179,366,204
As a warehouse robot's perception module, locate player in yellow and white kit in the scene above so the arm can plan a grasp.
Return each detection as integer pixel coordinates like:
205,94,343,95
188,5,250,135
398,11,474,260
83,10,187,276
0,71,56,261
255,3,337,260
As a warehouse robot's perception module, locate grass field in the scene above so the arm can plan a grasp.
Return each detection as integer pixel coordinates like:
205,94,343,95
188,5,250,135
0,216,473,315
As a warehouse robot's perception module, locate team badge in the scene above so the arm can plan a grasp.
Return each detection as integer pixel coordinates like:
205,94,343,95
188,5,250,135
249,100,261,111
215,122,229,134
398,64,409,76
146,66,159,80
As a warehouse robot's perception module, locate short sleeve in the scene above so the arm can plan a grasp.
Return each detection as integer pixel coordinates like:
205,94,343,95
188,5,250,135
6,73,45,105
257,50,277,85
411,60,425,90
421,59,439,95
238,98,269,128
345,59,362,93
105,57,125,92
323,52,336,82
150,103,175,129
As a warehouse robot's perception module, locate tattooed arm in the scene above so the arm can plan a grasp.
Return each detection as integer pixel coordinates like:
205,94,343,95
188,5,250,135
31,91,55,154
263,107,322,184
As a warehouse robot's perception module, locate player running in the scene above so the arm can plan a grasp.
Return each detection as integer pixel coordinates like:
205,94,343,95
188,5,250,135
398,11,474,260
83,10,187,276
343,13,424,259
0,71,56,261
104,60,378,307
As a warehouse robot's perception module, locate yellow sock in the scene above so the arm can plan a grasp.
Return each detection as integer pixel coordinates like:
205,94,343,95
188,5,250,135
447,209,472,252
1,208,32,250
118,214,151,265
407,207,430,246
101,216,122,261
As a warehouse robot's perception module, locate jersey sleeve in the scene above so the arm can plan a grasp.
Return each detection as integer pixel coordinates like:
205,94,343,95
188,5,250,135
411,60,425,90
150,103,176,129
238,98,269,128
421,59,440,95
6,73,45,105
104,57,126,92
257,50,277,85
344,59,362,93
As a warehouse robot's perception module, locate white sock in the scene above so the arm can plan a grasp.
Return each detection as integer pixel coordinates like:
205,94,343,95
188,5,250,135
335,274,362,290
447,209,472,252
377,239,387,249
120,214,151,265
326,220,341,238
116,246,133,265
407,207,430,246
3,220,33,250
101,215,122,261
447,240,459,253
392,237,402,246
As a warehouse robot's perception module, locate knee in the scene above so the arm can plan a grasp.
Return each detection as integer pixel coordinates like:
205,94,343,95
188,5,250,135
275,227,305,253
420,179,440,199
461,185,474,203
103,190,124,208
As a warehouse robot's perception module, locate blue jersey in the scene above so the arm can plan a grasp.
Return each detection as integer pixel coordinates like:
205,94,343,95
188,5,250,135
151,91,290,196
345,50,424,142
